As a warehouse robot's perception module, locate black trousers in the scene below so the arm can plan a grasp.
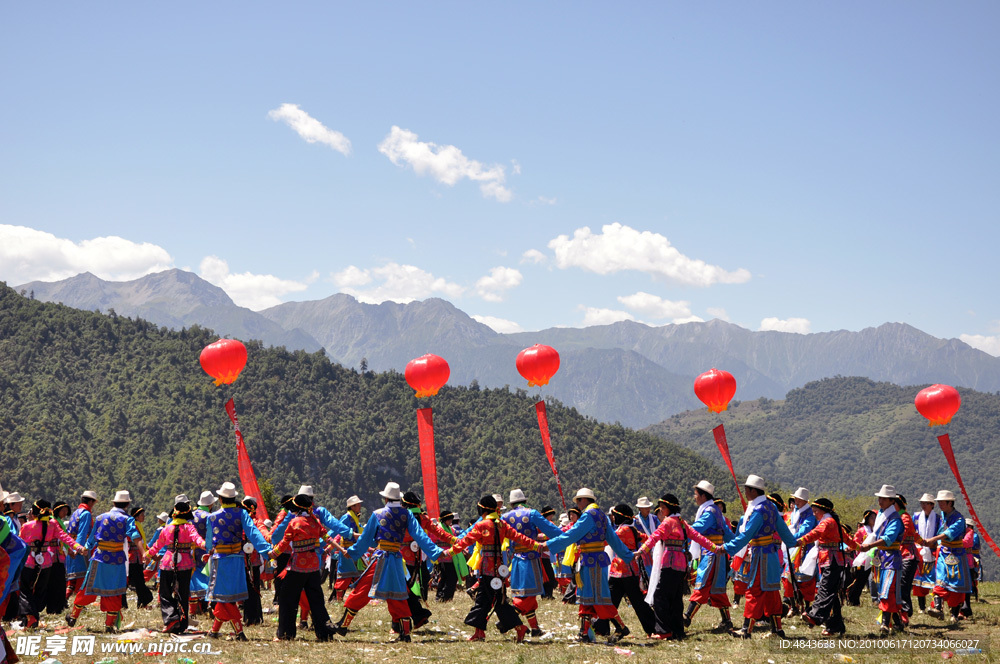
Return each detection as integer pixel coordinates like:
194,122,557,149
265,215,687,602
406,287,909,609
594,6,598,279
272,553,291,604
159,568,192,633
899,557,918,616
541,559,556,598
277,570,330,641
46,561,67,614
17,565,50,622
651,568,687,639
405,563,432,627
845,567,871,606
242,560,263,625
436,562,458,602
808,561,845,633
127,561,154,607
594,576,657,636
464,575,522,632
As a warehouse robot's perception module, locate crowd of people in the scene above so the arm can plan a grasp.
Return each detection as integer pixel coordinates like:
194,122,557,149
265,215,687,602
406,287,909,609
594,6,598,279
0,474,985,660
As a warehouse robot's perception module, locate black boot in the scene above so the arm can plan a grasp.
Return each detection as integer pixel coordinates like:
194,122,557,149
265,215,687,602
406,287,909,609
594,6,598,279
927,597,944,619
731,617,753,639
714,608,733,633
683,601,697,628
770,616,786,639
917,596,926,613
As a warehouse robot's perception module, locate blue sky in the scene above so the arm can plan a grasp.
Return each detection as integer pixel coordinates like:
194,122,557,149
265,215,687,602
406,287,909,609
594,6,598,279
2,4,998,350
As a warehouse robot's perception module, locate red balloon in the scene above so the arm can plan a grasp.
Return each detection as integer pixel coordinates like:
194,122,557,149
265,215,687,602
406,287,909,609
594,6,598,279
915,384,961,427
694,368,737,413
516,344,561,387
405,354,450,398
199,338,248,386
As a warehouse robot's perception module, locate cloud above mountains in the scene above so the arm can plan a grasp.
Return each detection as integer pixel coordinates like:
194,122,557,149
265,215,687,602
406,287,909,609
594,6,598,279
268,103,352,156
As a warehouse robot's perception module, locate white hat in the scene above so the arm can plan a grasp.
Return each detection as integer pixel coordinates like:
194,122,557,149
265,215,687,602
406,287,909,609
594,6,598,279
936,490,957,502
264,519,274,528
113,490,131,503
380,482,402,501
693,480,716,496
0,491,6,503
3,492,24,504
793,487,810,502
574,487,596,502
744,475,766,491
635,496,654,509
217,482,237,499
297,485,314,497
919,492,936,503
559,513,569,526
174,494,190,505
81,490,99,501
198,491,216,507
509,489,527,504
874,484,897,499
157,512,169,522
492,493,503,504
346,495,363,508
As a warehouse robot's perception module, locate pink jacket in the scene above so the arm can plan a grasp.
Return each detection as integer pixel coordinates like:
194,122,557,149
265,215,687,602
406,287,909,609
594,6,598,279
636,515,718,572
147,522,207,571
21,519,84,569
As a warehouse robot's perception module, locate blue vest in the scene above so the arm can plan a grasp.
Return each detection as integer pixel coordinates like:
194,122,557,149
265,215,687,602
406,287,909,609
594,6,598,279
209,506,244,547
92,509,130,566
373,505,409,543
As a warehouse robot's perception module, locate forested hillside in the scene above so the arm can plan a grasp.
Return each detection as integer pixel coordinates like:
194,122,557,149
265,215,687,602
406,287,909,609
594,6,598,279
0,283,731,518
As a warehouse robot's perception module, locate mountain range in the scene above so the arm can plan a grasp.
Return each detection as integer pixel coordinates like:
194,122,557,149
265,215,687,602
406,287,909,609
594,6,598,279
17,269,1000,428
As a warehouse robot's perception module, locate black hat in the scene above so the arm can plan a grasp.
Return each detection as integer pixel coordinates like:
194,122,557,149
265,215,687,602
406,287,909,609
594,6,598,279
53,501,69,512
280,495,294,508
402,491,421,508
292,494,313,510
713,498,727,514
861,509,876,523
611,503,634,525
768,493,786,511
657,493,680,510
540,505,556,517
811,498,834,512
477,495,498,513
439,510,455,522
894,494,908,508
131,507,145,517
568,507,581,517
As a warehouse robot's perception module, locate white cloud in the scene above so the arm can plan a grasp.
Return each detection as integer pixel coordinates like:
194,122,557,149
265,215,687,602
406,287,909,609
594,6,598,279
475,266,522,302
960,334,1000,357
580,307,636,327
672,315,705,325
199,256,314,310
268,103,351,156
377,126,512,201
759,317,812,334
332,262,464,304
548,223,751,286
706,307,730,321
0,224,173,284
617,291,692,320
521,249,547,265
471,314,524,334
536,196,557,205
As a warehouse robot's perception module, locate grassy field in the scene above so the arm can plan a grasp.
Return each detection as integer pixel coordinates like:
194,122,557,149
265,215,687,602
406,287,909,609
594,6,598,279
11,583,999,663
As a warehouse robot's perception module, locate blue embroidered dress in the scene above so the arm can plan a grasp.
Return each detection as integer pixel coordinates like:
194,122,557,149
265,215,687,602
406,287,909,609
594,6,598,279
82,508,141,596
546,505,634,606
205,506,271,603
501,506,564,597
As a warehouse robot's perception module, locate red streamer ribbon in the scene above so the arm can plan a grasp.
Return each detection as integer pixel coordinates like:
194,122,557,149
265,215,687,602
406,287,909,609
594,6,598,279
937,434,1000,558
535,401,567,512
225,398,269,522
712,424,746,509
417,408,440,520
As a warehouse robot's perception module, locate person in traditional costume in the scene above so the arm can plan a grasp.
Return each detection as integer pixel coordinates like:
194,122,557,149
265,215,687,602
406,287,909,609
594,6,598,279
2,494,24,538
846,509,877,606
912,493,940,612
144,512,169,587
499,488,565,636
1,493,25,623
239,496,266,626
445,495,545,643
722,475,798,639
857,484,906,636
204,482,272,641
968,524,982,605
632,496,659,582
266,495,294,611
67,490,145,632
544,488,636,643
0,533,23,664
894,494,919,625
537,506,559,599
634,493,721,640
432,510,459,602
399,491,455,628
0,492,27,625
125,507,154,609
335,482,445,643
144,496,206,634
923,490,971,625
268,488,340,641
558,507,581,604
795,498,855,636
44,501,71,614
591,504,656,638
189,490,215,616
332,495,365,602
16,500,86,628
682,480,734,633
959,524,977,619
785,487,817,617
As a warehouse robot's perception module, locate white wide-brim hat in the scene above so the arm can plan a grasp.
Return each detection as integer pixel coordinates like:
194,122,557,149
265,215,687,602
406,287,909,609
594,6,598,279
574,487,596,502
297,485,315,498
174,494,190,506
198,491,216,507
81,490,99,501
509,488,526,504
635,496,654,509
217,482,238,499
874,484,897,499
693,480,715,496
157,512,169,522
919,493,936,503
380,482,402,501
492,493,503,504
793,487,810,502
4,492,25,503
113,490,131,503
936,490,956,502
346,495,363,508
744,475,766,491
